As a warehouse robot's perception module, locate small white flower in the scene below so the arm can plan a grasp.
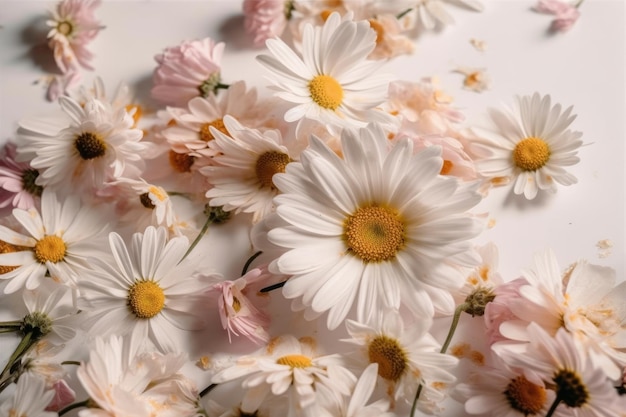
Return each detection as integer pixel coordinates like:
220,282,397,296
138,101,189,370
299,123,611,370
0,373,57,417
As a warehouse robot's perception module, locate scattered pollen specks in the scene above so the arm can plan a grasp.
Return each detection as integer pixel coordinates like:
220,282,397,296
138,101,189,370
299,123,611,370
470,38,487,51
596,239,613,258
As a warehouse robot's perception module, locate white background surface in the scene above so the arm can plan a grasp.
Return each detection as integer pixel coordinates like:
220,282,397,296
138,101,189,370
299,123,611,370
0,1,624,416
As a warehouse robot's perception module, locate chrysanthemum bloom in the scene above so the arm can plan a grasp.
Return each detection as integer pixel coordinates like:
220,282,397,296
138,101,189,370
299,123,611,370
162,81,264,158
257,12,395,132
151,37,225,107
483,277,528,346
497,249,626,373
243,0,294,47
472,93,583,199
261,123,483,329
46,0,103,74
497,324,624,417
16,96,147,193
0,142,43,211
365,14,414,60
535,0,581,32
78,226,215,352
456,357,555,417
200,116,296,223
0,190,109,293
343,310,458,410
0,373,57,417
212,335,355,415
210,265,273,345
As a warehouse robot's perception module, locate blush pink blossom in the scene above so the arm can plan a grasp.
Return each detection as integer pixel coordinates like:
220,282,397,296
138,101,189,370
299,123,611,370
243,0,291,47
0,142,42,211
45,71,82,102
483,277,528,346
45,379,76,412
535,0,581,32
151,38,225,107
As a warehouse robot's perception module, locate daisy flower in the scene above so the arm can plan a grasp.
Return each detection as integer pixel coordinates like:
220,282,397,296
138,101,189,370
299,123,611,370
498,323,624,417
408,0,485,31
200,116,296,223
151,37,225,107
256,12,395,132
473,93,583,199
162,81,264,158
262,123,483,329
0,190,109,293
46,0,103,74
77,226,215,353
343,309,459,410
0,373,57,417
16,95,147,193
210,265,273,345
0,142,43,211
212,334,355,415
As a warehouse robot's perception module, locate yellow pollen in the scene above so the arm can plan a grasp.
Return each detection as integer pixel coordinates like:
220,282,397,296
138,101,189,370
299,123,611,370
125,104,143,127
0,240,21,274
255,151,291,189
319,9,333,21
34,235,66,264
504,375,547,415
127,280,165,319
463,72,482,87
276,354,312,369
232,296,242,313
368,335,408,382
308,75,343,110
440,160,453,175
513,137,551,171
199,119,228,142
343,205,405,263
368,19,385,45
478,266,490,281
168,150,194,173
57,20,73,36
74,131,107,160
148,186,167,202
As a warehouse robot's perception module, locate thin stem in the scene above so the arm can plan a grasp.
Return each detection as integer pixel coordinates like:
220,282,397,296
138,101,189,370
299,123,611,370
0,370,18,394
545,396,562,417
397,8,413,19
58,399,90,416
409,385,423,417
0,328,20,334
260,280,287,293
61,360,81,366
0,330,33,379
180,215,212,262
440,302,469,354
0,321,22,328
215,83,230,90
241,251,263,276
199,383,217,397
575,0,585,7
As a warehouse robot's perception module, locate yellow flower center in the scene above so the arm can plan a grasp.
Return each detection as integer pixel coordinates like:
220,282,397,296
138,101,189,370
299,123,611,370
553,369,589,408
199,119,228,142
127,280,165,319
232,296,242,313
125,104,142,127
57,20,73,36
168,150,194,173
34,235,66,264
513,137,551,171
504,375,547,415
343,205,406,263
276,354,312,369
255,151,291,189
0,240,21,274
440,160,453,175
368,19,385,45
368,335,408,382
75,132,107,160
309,75,343,110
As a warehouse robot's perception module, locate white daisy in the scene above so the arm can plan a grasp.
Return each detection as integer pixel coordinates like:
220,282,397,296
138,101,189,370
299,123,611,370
200,116,296,223
497,323,624,417
256,12,395,132
262,123,483,329
407,0,484,30
343,309,458,410
212,334,355,415
0,373,57,417
0,189,109,293
77,226,215,352
16,95,147,192
473,93,583,199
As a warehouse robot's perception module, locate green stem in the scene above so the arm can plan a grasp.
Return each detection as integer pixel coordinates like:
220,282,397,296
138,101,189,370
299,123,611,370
409,302,469,417
180,215,212,262
241,251,263,276
215,83,230,90
0,370,18,394
61,360,81,366
0,321,22,328
0,328,20,334
199,383,217,397
0,330,34,379
575,0,585,7
58,399,90,416
545,396,562,417
260,280,287,293
397,8,413,19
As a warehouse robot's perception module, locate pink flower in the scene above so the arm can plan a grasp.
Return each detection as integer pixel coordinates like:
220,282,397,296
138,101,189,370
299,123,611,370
45,379,76,412
45,71,82,102
0,142,42,211
243,0,291,47
151,38,225,107
46,0,103,73
210,266,273,345
483,277,528,346
534,0,581,32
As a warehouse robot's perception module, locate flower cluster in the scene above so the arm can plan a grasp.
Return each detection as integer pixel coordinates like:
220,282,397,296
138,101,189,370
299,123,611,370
0,1,618,417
